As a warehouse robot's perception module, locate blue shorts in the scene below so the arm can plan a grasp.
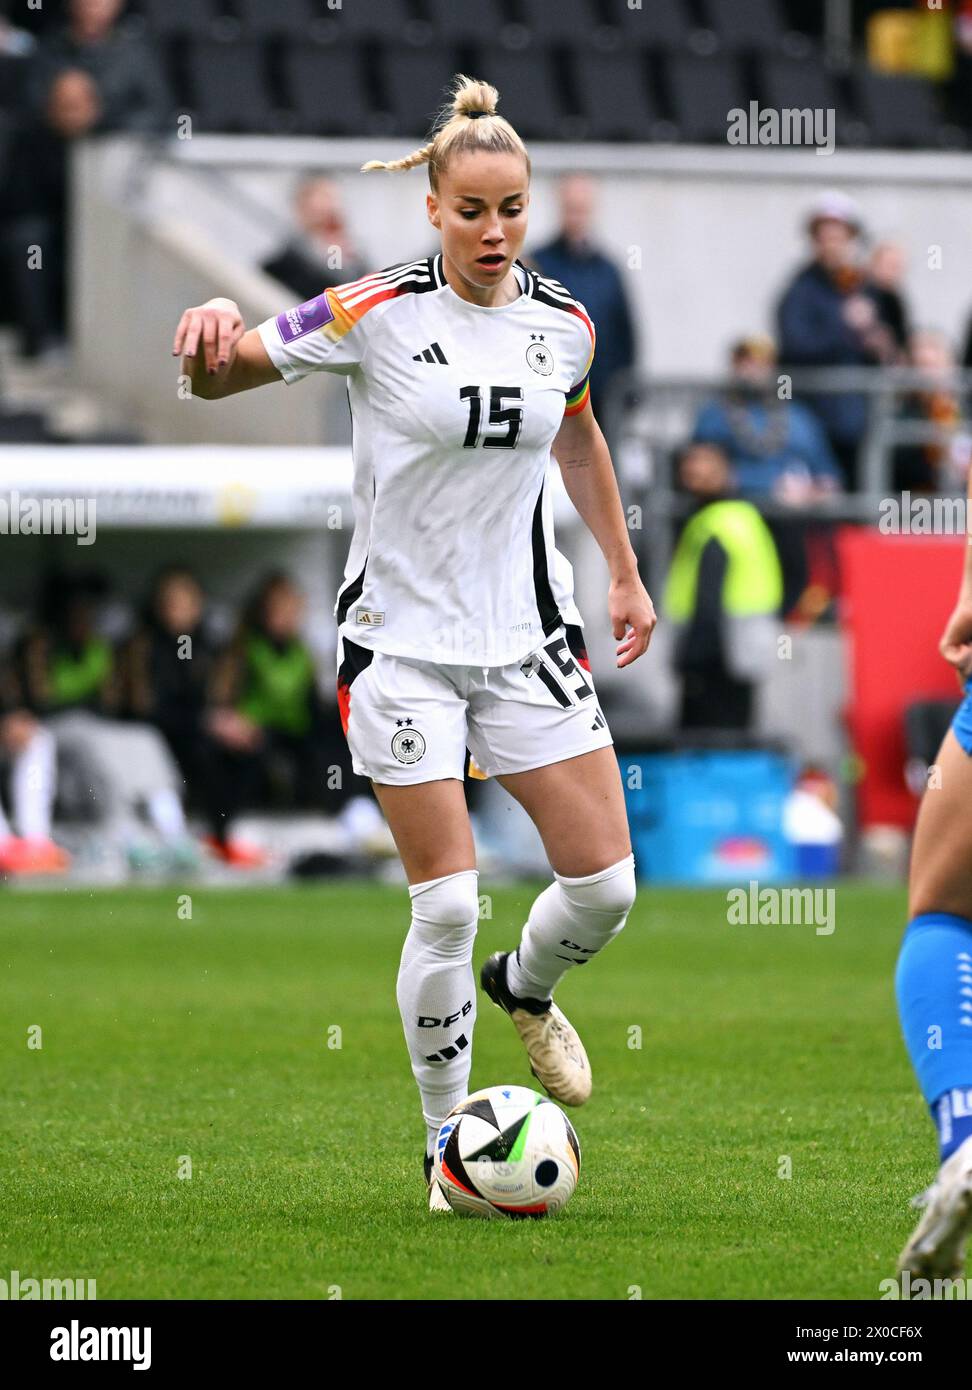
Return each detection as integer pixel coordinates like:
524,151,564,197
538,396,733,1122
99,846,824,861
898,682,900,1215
951,684,972,755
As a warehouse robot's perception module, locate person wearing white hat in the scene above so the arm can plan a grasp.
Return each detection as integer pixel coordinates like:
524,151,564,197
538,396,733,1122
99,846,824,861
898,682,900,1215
777,191,897,489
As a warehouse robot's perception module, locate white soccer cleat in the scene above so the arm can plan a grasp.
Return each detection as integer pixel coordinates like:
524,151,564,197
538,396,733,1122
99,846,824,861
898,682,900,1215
480,952,592,1107
423,1152,453,1213
897,1135,972,1281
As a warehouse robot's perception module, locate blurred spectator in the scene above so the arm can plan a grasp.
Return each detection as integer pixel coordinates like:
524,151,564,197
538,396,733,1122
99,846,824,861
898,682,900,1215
0,652,67,874
892,328,972,494
26,0,171,135
3,1,169,357
693,335,842,501
868,240,911,358
19,572,199,871
207,573,355,861
777,192,897,488
530,174,637,419
665,443,783,732
261,175,366,303
119,567,239,848
20,572,118,715
1,68,102,358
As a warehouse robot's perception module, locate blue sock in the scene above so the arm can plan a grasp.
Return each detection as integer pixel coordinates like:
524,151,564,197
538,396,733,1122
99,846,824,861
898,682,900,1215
895,912,972,1162
933,1087,972,1162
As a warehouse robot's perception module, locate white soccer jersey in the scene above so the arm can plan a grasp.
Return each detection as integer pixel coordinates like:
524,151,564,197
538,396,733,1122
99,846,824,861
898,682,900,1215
257,253,596,667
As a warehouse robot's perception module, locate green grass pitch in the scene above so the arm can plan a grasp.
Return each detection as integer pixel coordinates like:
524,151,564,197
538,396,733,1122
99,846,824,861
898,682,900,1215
0,882,931,1300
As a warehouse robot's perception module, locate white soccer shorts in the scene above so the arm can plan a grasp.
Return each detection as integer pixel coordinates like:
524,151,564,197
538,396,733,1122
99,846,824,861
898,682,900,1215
336,622,613,785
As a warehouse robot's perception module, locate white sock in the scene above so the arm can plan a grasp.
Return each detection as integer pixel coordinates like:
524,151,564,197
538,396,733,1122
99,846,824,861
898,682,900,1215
397,868,479,1152
506,853,637,1001
146,787,187,841
11,726,56,840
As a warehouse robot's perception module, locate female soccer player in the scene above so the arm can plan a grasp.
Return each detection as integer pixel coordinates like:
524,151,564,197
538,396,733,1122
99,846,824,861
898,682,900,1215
895,473,972,1277
172,76,655,1211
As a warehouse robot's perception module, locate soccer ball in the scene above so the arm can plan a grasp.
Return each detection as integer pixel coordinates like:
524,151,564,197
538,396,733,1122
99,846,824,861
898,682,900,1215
433,1084,581,1218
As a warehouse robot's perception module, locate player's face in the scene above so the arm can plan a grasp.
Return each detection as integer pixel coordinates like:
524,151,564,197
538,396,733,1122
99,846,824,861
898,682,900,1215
428,150,529,293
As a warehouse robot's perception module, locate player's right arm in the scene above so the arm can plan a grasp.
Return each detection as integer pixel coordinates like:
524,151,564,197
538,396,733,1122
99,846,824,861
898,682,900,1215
940,466,972,681
173,297,282,400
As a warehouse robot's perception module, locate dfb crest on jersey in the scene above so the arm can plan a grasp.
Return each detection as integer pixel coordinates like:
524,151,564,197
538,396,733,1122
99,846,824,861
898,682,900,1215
391,718,426,764
526,334,554,376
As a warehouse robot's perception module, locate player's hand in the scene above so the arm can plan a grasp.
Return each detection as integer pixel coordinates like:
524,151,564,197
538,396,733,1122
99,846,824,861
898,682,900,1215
172,298,245,375
609,573,657,669
940,596,972,685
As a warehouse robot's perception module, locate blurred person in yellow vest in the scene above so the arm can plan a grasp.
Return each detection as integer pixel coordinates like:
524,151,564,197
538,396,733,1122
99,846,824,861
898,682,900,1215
665,442,783,732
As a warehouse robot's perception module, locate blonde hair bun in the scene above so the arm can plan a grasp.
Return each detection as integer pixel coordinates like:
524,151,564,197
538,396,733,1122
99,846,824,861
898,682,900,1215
361,73,529,189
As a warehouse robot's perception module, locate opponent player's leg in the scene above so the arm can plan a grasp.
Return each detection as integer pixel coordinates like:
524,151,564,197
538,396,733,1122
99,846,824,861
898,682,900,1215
896,725,972,1279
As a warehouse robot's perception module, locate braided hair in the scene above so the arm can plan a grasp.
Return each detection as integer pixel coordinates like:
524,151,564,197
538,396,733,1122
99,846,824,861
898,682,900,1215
361,74,530,190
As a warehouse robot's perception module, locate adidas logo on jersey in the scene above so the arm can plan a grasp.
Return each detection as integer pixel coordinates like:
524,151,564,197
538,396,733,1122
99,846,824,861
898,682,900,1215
591,707,606,731
412,341,449,364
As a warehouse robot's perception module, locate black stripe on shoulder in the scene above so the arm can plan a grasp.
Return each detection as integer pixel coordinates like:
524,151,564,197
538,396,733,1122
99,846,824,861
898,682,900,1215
529,272,583,315
370,255,440,295
335,259,436,306
514,259,536,297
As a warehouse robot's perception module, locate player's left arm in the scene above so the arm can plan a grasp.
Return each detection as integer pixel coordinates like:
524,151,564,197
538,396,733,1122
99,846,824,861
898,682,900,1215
552,401,656,668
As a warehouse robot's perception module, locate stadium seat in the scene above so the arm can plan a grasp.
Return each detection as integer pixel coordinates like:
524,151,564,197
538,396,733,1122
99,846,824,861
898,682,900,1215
667,55,746,143
854,71,944,149
510,0,600,46
377,46,464,135
184,40,275,133
599,0,691,49
468,48,568,140
762,56,839,113
761,56,851,144
282,43,374,135
698,0,786,51
337,0,426,41
135,0,223,38
231,0,316,38
572,51,656,141
418,0,512,44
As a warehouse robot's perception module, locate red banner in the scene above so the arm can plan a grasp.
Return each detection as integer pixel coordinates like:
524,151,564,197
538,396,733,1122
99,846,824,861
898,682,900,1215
838,526,965,828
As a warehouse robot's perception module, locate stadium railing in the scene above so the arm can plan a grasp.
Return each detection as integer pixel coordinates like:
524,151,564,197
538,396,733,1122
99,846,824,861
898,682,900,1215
602,366,972,597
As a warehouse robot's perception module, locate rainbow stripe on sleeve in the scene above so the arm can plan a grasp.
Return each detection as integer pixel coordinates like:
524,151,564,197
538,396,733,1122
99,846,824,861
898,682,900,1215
564,305,596,416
